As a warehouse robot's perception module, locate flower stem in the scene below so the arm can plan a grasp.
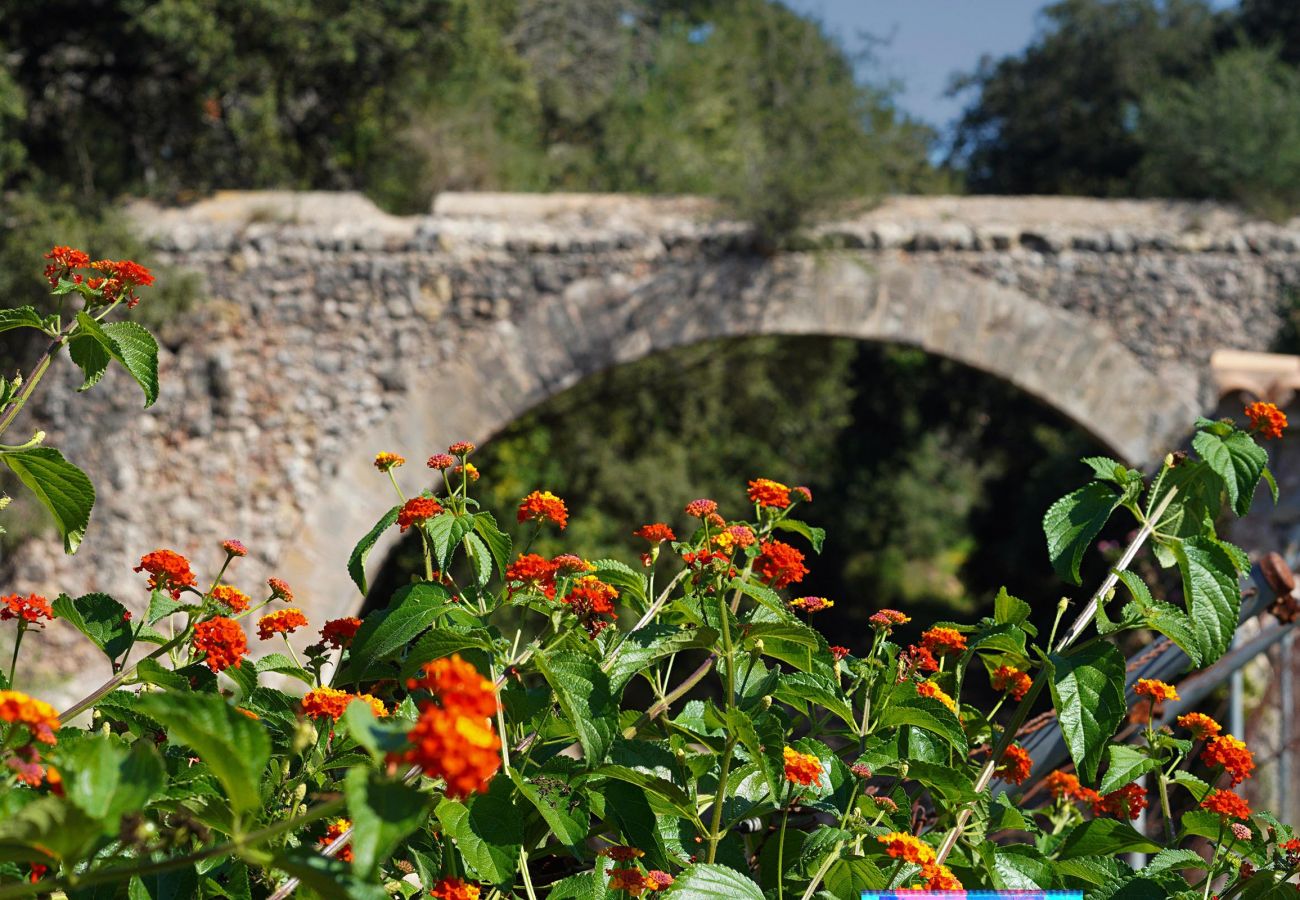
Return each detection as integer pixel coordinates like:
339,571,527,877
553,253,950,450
776,806,791,900
7,623,24,688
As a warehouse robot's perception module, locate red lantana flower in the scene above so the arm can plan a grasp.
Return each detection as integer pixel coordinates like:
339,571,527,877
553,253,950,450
397,496,442,532
634,523,676,543
754,539,808,589
747,478,791,509
134,549,198,599
683,498,718,519
1093,782,1148,820
1246,401,1287,439
0,594,52,625
317,818,353,863
995,744,1033,785
320,617,363,649
191,617,247,673
992,665,1033,700
1202,789,1252,820
257,608,308,640
210,584,250,613
562,576,619,637
517,491,568,529
0,690,60,744
1202,734,1255,786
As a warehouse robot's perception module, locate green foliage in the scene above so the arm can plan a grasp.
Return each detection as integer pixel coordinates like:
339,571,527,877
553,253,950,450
1137,46,1300,217
949,0,1218,194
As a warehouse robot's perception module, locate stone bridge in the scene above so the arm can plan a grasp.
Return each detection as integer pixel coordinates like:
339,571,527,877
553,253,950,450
13,191,1300,694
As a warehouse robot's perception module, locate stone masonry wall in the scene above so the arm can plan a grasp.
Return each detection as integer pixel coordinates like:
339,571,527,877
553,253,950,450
8,191,1300,699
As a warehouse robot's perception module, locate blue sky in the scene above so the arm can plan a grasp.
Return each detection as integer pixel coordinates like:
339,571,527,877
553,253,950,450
787,0,1235,135
786,0,1047,132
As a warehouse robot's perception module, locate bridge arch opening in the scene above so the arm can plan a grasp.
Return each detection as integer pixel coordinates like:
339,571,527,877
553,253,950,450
364,333,1121,635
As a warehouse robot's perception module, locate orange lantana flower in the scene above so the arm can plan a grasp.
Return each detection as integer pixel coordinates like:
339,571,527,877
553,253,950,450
747,478,791,509
257,608,308,640
1134,679,1179,703
1202,734,1255,786
134,549,197,599
1246,401,1287,439
995,744,1033,785
877,832,936,866
920,626,967,656
1177,712,1222,741
0,690,60,744
210,584,250,613
992,665,1033,700
317,818,353,863
191,617,247,673
517,491,568,529
755,540,808,589
783,747,822,787
1202,789,1252,820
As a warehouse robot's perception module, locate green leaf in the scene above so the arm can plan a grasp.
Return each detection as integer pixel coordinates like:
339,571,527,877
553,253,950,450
989,844,1052,890
51,593,133,663
347,504,400,595
773,518,825,553
472,512,512,580
669,863,764,899
740,621,826,672
1044,482,1122,585
463,532,492,587
146,590,188,625
1142,848,1207,874
536,650,617,762
74,313,158,407
269,849,371,900
398,626,493,683
3,447,95,553
1048,642,1127,783
592,765,694,816
1081,456,1138,485
135,692,269,818
345,767,429,881
1194,427,1267,517
875,682,967,752
1099,744,1162,795
337,583,453,684
435,777,520,886
0,306,48,334
0,796,105,866
255,653,315,686
427,512,472,570
1263,467,1280,504
994,587,1033,631
1172,771,1211,802
68,333,111,392
1058,819,1161,859
1142,601,1203,667
824,857,887,898
773,672,857,731
341,701,410,763
726,708,784,805
605,625,718,696
507,767,589,848
601,779,669,870
134,658,189,691
1055,855,1130,887
59,736,165,824
1175,536,1242,664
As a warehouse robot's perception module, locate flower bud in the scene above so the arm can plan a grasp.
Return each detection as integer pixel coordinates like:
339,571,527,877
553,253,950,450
760,695,773,710
292,720,317,754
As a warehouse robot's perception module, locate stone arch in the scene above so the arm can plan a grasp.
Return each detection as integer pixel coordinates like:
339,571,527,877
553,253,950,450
280,253,1201,622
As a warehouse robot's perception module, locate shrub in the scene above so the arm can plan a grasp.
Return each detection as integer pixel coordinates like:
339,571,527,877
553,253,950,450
0,255,1296,898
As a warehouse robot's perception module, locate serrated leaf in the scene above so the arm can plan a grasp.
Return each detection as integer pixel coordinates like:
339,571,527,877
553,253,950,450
0,797,102,866
146,590,188,625
1264,467,1280,504
1048,642,1126,783
58,735,165,824
74,313,158,407
1081,456,1136,484
1099,744,1161,794
537,650,617,762
994,587,1033,630
1172,771,1211,801
3,447,95,553
774,518,825,553
1175,536,1241,664
427,512,472,571
1058,819,1161,859
1194,427,1267,517
347,504,400,595
773,672,857,731
51,592,134,664
0,306,48,334
472,512,512,580
135,692,270,817
345,767,429,881
1044,482,1121,585
1143,848,1206,874
725,709,784,806
1142,601,1203,667
463,531,492,586
435,778,520,886
508,767,589,848
989,844,1052,890
255,653,315,686
727,577,789,618
669,863,764,899
605,624,717,695
68,333,111,392
875,682,967,752
336,583,453,684
398,626,493,683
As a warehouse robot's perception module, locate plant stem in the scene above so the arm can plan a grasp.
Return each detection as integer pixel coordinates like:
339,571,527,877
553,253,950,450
1156,772,1175,844
7,623,23,687
0,344,56,442
776,806,790,900
60,633,188,721
706,736,737,863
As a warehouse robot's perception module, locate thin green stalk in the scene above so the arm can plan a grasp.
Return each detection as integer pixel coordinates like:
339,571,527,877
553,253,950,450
61,632,189,721
0,352,53,441
776,806,791,900
706,737,737,864
7,623,24,687
1201,821,1225,900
